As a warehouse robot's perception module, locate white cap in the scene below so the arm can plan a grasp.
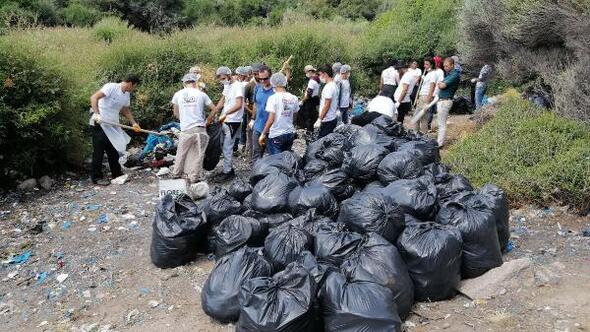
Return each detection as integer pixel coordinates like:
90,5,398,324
304,65,317,72
332,62,342,73
216,66,232,76
270,72,287,87
340,64,351,74
189,66,201,74
182,73,199,83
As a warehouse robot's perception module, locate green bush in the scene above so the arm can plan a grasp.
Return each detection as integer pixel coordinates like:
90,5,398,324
0,40,87,183
444,92,590,211
61,0,102,27
93,16,131,43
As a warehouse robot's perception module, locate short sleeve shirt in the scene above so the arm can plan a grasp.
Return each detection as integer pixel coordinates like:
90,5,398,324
381,67,399,86
339,79,351,108
97,83,130,123
307,79,320,97
394,73,416,103
221,81,245,123
367,95,396,118
419,70,439,96
265,92,299,138
320,81,339,122
171,87,212,131
439,69,461,100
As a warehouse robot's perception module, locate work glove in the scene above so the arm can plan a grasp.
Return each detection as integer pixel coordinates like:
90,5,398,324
314,119,321,129
471,78,478,83
132,123,141,133
394,102,401,109
90,113,101,126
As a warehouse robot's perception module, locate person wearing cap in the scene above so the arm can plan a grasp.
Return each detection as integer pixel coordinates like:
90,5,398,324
258,73,299,155
338,64,353,124
89,74,141,186
234,66,250,153
189,66,202,82
316,64,339,138
242,65,257,159
296,65,320,137
394,61,417,124
332,62,342,83
251,65,274,165
380,59,400,101
214,66,244,180
170,73,217,183
436,57,461,147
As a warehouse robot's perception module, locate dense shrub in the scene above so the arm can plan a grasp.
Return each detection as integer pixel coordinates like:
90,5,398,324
0,40,87,184
61,0,102,27
444,92,590,212
459,0,590,124
93,16,132,43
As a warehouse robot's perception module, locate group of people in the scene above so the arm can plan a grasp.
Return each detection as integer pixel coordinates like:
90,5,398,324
88,56,470,186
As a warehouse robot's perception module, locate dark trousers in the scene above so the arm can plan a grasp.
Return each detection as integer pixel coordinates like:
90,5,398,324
267,133,295,155
91,125,122,181
318,118,337,138
351,111,382,127
340,107,349,124
382,84,397,102
427,104,436,130
397,102,411,123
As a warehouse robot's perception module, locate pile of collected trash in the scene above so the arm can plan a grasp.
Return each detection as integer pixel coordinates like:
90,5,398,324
123,122,180,169
149,115,510,331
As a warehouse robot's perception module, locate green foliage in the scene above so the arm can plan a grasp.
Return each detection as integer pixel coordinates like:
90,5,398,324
61,0,102,27
93,0,186,32
444,92,590,211
0,0,59,34
0,40,87,181
93,16,131,43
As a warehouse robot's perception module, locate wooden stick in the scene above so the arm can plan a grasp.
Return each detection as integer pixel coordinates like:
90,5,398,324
99,120,165,136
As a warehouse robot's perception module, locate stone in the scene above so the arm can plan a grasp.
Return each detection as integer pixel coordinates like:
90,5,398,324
156,167,170,176
582,227,590,237
111,174,129,185
458,258,531,300
17,178,37,191
38,176,54,190
79,323,100,332
126,309,141,325
534,266,561,287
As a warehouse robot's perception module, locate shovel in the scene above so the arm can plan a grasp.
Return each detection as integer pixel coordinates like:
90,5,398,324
99,120,166,136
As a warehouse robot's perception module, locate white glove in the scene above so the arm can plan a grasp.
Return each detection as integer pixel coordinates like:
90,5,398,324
248,120,254,130
394,102,401,109
314,119,321,129
90,113,101,125
471,78,478,83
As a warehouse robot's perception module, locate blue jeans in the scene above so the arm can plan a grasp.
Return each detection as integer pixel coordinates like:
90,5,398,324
475,84,487,110
267,133,295,155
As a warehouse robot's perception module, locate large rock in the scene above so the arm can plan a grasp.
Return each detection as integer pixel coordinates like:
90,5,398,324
17,178,38,191
457,258,531,300
38,176,54,190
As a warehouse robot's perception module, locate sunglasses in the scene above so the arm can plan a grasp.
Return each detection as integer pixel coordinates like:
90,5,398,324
256,76,270,82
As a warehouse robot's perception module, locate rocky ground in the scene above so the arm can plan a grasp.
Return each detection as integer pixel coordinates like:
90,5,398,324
1,115,588,332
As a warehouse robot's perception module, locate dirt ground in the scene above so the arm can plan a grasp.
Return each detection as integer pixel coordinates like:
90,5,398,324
1,114,588,332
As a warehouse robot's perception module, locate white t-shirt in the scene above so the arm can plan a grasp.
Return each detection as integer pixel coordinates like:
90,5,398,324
339,79,351,108
265,92,299,138
221,81,245,123
97,83,130,124
419,70,439,96
320,81,339,122
367,95,396,118
307,79,320,97
394,72,416,104
171,87,212,131
408,68,422,84
381,67,399,86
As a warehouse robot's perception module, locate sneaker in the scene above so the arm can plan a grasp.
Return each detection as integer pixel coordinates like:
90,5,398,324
92,179,111,186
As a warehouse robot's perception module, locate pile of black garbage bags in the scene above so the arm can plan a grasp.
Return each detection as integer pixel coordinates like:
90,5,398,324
150,115,510,332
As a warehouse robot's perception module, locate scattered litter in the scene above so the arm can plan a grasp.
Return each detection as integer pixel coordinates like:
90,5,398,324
88,227,97,232
83,290,91,298
97,214,108,224
148,300,159,308
156,167,171,177
4,251,32,265
37,321,48,327
122,213,136,220
62,221,73,230
56,273,69,283
139,287,151,295
110,191,117,195
505,241,514,253
5,271,19,280
583,227,590,237
111,174,129,185
126,309,141,325
86,204,102,211
35,272,48,284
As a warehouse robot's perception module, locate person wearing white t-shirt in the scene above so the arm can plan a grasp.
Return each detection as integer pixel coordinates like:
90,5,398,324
380,60,400,101
407,59,423,104
297,65,321,136
259,73,299,155
89,74,141,186
351,92,397,126
338,64,353,124
414,57,440,133
170,73,217,183
213,66,244,180
316,64,339,138
394,63,417,124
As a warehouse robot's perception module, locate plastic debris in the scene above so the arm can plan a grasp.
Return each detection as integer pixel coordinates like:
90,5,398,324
5,251,32,265
56,273,69,283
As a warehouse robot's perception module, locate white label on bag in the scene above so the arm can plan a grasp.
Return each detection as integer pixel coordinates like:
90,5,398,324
158,179,188,198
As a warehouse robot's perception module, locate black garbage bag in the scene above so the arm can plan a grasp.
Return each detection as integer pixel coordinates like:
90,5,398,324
214,216,267,257
150,194,208,268
288,184,338,217
264,223,313,271
341,144,389,182
314,228,363,266
341,233,414,319
251,172,298,213
251,151,301,185
288,209,338,237
204,189,243,225
382,176,438,220
397,139,440,165
237,262,317,332
371,115,406,137
303,159,329,181
363,124,398,151
242,193,253,210
423,162,451,184
202,247,273,323
228,178,253,202
297,251,338,293
404,213,424,225
450,96,472,114
308,169,357,201
377,150,424,185
338,192,405,243
436,192,503,278
436,173,474,203
311,133,346,167
397,222,463,301
259,213,294,229
363,180,384,193
320,271,402,332
479,184,510,251
203,122,224,171
342,126,372,151
334,124,364,138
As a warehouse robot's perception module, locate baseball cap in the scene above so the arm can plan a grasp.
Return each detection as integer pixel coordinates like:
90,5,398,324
340,64,351,74
182,73,199,83
304,65,317,72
